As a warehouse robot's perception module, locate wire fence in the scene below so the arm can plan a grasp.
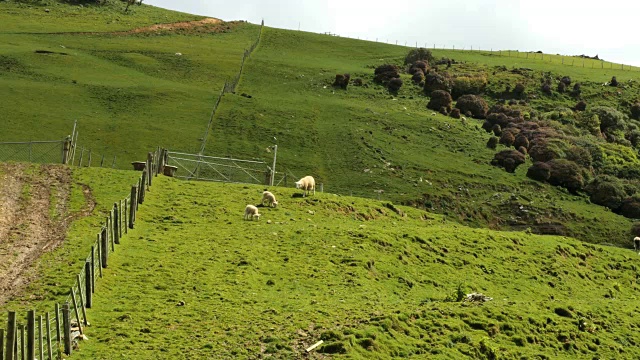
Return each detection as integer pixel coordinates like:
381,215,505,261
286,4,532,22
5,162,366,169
1,148,162,360
0,140,67,164
198,20,265,155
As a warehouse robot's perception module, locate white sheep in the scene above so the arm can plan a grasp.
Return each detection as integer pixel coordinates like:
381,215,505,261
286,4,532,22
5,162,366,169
244,205,261,221
634,236,640,252
295,176,316,197
262,191,278,207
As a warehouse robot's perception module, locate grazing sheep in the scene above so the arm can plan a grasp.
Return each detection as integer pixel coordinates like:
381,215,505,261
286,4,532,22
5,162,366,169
244,205,261,221
262,191,278,207
634,237,640,252
295,176,316,197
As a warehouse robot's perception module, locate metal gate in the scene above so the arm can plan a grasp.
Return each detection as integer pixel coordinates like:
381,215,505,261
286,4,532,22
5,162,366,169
166,151,270,184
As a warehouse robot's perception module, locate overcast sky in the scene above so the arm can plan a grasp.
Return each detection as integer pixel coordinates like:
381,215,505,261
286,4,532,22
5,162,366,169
146,0,640,66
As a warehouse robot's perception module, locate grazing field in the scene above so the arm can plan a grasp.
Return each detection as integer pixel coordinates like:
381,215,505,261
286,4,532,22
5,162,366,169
69,176,640,359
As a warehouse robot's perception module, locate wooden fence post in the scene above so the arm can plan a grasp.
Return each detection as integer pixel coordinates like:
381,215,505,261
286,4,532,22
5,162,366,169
4,311,16,360
0,328,3,360
139,172,147,204
147,153,153,187
78,147,84,167
84,261,92,309
100,227,108,268
124,197,129,233
76,275,88,325
62,303,71,356
91,246,96,290
62,137,71,165
129,187,137,229
19,325,24,360
38,315,43,360
87,150,92,167
97,235,103,277
119,199,123,239
70,288,83,336
136,178,142,210
45,313,52,360
113,203,120,245
100,154,105,167
27,310,35,360
55,304,61,359
108,214,114,252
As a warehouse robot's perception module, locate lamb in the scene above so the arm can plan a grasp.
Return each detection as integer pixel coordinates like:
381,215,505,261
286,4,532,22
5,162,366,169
634,237,640,252
262,191,278,207
295,176,316,197
244,205,261,221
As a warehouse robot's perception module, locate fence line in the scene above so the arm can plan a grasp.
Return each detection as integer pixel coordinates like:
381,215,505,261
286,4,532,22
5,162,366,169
198,20,265,156
2,147,163,359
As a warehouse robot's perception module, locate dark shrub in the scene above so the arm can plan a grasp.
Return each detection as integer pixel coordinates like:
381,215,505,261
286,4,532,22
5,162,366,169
542,83,552,95
333,73,350,89
487,136,499,149
388,78,403,93
508,99,518,106
491,149,526,173
619,195,640,219
411,71,425,84
547,159,584,193
405,48,434,65
571,83,582,97
566,146,593,168
450,108,461,119
528,138,567,162
424,72,451,94
514,83,526,98
482,120,493,132
374,64,400,85
455,94,489,119
500,131,515,146
527,162,551,182
575,101,587,111
517,146,528,155
409,61,428,74
557,81,566,93
560,76,571,86
585,175,626,211
631,103,640,120
439,106,449,115
610,76,618,87
514,135,530,149
353,78,364,86
631,222,640,237
427,90,453,112
492,124,502,136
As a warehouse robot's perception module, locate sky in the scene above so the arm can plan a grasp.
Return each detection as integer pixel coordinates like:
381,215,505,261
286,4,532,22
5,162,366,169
145,0,640,66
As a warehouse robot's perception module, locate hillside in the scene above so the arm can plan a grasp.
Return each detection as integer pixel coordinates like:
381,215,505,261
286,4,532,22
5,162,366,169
69,176,640,359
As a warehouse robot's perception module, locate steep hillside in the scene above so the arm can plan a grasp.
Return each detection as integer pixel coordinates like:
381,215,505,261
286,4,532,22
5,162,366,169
71,177,640,359
206,27,640,246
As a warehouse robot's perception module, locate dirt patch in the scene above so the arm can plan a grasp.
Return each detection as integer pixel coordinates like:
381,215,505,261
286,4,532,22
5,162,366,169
0,164,93,306
113,17,226,35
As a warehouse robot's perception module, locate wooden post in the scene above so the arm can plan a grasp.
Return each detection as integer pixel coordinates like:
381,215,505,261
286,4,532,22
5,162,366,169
84,262,92,309
26,310,34,360
129,187,137,229
113,203,120,245
19,325,24,360
38,316,43,360
124,198,129,233
147,153,153,187
62,303,71,356
90,246,96,291
119,199,123,239
97,235,103,277
62,137,71,164
78,147,84,167
0,328,3,360
109,213,115,252
54,304,61,359
87,150,92,167
76,275,88,325
100,154,105,167
4,311,16,360
70,288,83,335
139,172,146,204
136,178,142,209
100,228,108,268
45,313,52,360
112,155,116,168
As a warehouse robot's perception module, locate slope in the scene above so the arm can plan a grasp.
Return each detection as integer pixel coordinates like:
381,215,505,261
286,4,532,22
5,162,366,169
205,27,637,245
71,176,640,359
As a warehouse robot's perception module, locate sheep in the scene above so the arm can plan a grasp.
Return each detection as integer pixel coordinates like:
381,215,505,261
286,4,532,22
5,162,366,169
295,176,316,197
244,205,261,221
634,237,640,252
262,191,278,207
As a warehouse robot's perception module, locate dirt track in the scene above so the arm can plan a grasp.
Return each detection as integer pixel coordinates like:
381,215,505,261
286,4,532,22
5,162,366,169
114,17,222,35
0,163,94,305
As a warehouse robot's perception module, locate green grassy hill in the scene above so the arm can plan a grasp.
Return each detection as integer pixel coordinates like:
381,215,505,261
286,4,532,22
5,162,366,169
65,176,640,359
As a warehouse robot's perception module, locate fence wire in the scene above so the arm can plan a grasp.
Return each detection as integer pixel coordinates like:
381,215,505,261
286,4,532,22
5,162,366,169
0,140,64,164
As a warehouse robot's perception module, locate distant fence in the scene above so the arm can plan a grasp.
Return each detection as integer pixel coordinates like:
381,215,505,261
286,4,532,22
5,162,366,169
166,150,272,185
198,20,265,155
1,148,163,359
0,122,77,166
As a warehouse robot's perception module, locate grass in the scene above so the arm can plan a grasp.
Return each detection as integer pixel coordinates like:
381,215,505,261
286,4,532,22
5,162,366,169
0,0,203,33
69,176,640,359
0,20,261,166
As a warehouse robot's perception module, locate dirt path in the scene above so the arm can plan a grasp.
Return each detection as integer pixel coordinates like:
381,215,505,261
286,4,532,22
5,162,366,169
122,17,221,34
0,164,92,306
